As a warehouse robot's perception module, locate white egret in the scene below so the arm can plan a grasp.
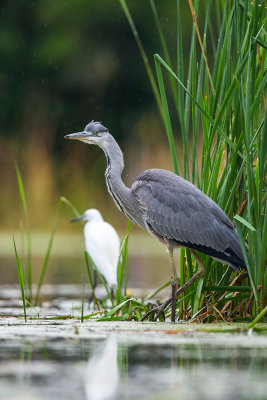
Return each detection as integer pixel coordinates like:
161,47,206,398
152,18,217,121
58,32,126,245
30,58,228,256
71,209,120,295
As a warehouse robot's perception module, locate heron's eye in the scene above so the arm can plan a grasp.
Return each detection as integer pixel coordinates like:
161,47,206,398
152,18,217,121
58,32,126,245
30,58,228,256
93,131,99,135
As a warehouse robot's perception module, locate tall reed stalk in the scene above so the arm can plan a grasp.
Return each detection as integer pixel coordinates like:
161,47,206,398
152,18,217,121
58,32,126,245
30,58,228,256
13,236,27,321
15,166,32,300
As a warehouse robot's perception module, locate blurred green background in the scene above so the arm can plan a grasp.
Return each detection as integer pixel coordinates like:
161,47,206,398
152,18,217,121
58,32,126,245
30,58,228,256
0,1,208,286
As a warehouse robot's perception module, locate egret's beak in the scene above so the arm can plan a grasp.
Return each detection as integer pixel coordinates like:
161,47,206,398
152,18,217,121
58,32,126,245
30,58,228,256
64,131,90,140
70,214,86,223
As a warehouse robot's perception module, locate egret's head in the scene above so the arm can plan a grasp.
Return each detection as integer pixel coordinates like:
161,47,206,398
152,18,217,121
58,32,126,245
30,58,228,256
70,208,104,223
64,121,110,146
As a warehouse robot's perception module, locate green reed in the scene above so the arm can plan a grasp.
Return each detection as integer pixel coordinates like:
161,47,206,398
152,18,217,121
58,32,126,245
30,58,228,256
15,173,81,308
15,165,32,300
116,221,132,304
35,196,80,305
13,235,27,321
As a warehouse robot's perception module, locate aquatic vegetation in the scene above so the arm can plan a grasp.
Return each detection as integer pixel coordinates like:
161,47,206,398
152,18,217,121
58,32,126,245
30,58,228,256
14,173,80,308
12,235,27,322
15,165,32,300
118,0,266,320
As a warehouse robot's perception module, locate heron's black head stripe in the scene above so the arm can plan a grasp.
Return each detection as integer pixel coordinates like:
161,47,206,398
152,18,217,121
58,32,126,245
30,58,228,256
85,120,108,134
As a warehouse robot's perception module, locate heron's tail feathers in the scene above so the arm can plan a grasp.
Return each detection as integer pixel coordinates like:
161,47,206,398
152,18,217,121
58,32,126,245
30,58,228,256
173,237,247,271
227,227,248,270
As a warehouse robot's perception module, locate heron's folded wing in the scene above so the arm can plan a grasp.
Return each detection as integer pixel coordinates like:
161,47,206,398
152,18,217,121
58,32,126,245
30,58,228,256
132,170,232,253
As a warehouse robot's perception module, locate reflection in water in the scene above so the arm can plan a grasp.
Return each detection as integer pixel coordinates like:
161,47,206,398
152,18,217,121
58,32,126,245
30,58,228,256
85,336,119,400
0,318,267,399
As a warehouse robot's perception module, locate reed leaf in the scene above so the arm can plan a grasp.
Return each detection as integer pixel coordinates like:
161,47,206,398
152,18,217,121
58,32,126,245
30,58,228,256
15,165,32,299
13,235,27,321
35,199,63,305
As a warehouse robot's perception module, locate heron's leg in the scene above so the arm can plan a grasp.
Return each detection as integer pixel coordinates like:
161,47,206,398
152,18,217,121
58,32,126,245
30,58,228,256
190,250,206,276
142,249,205,322
164,239,178,323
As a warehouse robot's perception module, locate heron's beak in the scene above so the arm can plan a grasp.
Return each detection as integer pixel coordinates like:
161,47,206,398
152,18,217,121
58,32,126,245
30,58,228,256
70,214,86,223
64,131,89,140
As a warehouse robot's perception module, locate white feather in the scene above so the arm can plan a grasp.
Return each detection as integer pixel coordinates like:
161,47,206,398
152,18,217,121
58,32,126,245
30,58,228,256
82,209,120,287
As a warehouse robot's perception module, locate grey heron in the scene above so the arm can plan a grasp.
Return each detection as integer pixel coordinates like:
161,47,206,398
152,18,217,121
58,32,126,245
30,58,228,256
65,121,247,322
71,209,120,297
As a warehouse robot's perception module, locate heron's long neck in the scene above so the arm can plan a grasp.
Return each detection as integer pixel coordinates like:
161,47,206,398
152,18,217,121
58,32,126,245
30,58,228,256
102,136,135,219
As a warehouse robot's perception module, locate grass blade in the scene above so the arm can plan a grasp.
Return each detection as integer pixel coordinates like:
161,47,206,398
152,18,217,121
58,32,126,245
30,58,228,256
13,235,27,322
117,221,132,303
119,0,163,119
144,280,171,301
234,215,256,232
35,199,63,305
15,165,32,299
154,55,179,174
187,0,215,93
248,306,267,328
60,196,80,217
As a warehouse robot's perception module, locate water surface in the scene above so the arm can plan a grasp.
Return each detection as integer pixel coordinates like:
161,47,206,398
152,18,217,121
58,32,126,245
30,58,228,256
0,287,267,400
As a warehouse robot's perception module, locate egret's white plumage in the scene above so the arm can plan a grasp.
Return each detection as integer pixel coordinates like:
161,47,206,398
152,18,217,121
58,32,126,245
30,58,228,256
73,209,120,288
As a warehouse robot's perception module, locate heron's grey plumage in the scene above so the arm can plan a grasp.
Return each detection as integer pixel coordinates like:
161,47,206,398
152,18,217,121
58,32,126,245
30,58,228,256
65,121,247,272
132,169,245,270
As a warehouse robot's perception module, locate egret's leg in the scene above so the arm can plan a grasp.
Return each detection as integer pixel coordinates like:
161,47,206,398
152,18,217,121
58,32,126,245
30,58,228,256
93,270,97,289
142,249,205,322
165,239,178,323
89,269,98,303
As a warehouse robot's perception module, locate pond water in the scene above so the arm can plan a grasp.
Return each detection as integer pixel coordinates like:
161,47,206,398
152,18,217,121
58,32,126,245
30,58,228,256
1,286,267,400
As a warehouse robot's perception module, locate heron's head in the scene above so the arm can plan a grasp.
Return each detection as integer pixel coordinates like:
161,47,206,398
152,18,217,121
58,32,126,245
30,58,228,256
64,121,110,147
70,208,103,223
